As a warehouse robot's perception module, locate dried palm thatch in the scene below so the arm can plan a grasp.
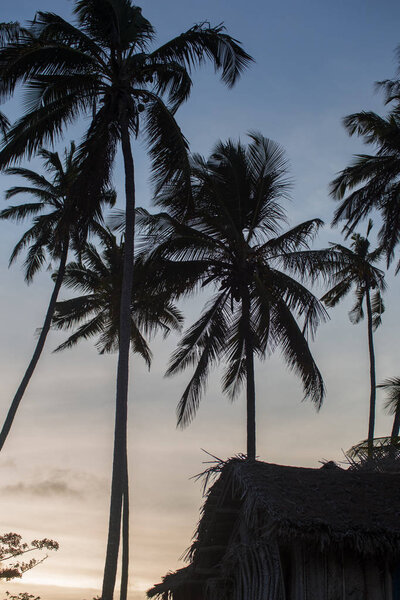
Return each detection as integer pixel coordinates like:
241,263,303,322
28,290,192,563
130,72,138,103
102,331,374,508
148,457,400,600
347,436,400,472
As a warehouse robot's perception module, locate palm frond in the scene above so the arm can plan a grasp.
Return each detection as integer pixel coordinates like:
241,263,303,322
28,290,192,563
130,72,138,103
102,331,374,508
270,298,325,408
145,60,193,111
331,109,400,264
0,202,46,222
0,21,22,46
4,165,59,194
54,312,105,352
260,219,323,258
130,320,152,367
144,93,192,213
53,295,100,333
378,183,400,266
0,93,89,167
24,232,50,282
167,291,229,376
74,0,155,51
222,310,248,399
277,247,347,285
268,268,328,341
371,290,385,331
0,110,10,136
348,287,365,325
167,292,229,428
378,377,400,415
321,276,353,308
33,11,106,61
151,22,253,88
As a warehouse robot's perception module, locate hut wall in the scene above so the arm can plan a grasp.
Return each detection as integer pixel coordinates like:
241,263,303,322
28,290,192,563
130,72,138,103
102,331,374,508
281,543,393,600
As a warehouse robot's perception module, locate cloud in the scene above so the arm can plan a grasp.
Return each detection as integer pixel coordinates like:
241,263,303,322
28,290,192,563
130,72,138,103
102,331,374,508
0,468,107,500
2,479,82,499
1,457,16,469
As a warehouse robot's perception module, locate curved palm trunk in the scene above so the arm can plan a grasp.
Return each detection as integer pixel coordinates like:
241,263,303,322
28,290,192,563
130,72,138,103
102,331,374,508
102,113,135,600
243,292,256,461
0,241,69,452
392,409,400,440
365,283,377,459
388,407,400,459
120,456,129,600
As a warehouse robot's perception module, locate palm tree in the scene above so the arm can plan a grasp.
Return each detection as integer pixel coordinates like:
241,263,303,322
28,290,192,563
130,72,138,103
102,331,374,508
378,376,400,443
52,225,182,600
52,225,182,357
331,109,400,270
321,221,386,457
0,4,252,596
144,133,335,460
0,143,114,453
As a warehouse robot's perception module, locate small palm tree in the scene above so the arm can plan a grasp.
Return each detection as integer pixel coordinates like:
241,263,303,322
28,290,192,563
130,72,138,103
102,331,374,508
331,109,400,270
322,221,386,457
145,133,335,460
378,376,400,442
0,143,114,452
52,225,182,356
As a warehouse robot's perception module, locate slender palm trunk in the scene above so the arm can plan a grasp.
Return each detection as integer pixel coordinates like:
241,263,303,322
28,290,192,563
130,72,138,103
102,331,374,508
388,407,400,459
365,283,376,459
391,408,400,441
0,241,69,452
102,112,135,600
120,456,129,600
243,292,256,461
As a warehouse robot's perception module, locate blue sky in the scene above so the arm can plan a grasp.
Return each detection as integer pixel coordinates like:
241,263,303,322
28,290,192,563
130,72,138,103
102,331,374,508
1,1,400,599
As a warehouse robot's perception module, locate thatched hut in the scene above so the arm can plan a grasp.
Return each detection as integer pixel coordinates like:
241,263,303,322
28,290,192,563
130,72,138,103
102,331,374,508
148,457,400,600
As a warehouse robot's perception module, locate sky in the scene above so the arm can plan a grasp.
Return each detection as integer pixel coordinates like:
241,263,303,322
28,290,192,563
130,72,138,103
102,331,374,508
1,0,400,599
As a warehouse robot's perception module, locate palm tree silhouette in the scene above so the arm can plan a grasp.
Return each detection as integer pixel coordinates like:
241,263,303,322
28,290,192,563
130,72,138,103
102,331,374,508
322,221,386,457
0,3,252,596
52,224,182,600
52,225,182,357
0,143,114,453
144,133,333,460
331,109,400,270
378,376,400,443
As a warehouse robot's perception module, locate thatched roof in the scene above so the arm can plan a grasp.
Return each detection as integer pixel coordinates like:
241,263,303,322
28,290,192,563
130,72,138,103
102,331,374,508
148,457,400,599
216,458,400,552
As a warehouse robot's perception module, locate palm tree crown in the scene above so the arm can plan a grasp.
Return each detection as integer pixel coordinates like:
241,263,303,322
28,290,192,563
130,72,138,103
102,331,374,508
378,376,400,441
52,225,182,359
0,3,252,199
145,133,331,460
331,109,400,270
1,143,114,280
322,221,386,456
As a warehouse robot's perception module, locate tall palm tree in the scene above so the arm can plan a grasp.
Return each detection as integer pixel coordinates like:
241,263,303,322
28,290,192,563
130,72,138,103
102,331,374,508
378,376,400,443
321,222,386,457
0,3,252,596
0,143,114,453
331,109,400,270
52,225,182,600
144,133,335,460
